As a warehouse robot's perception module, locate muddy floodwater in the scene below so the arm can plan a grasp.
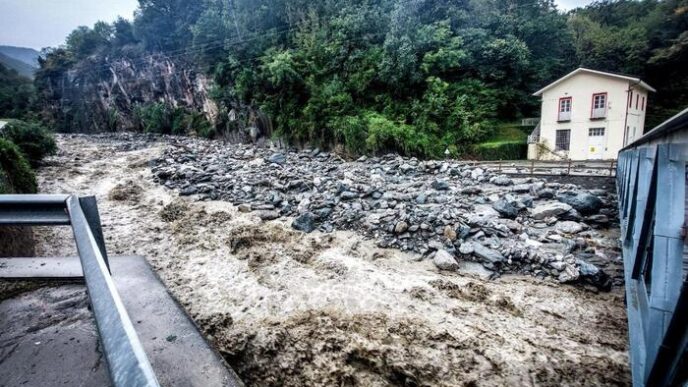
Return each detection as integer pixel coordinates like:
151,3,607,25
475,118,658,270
25,134,629,386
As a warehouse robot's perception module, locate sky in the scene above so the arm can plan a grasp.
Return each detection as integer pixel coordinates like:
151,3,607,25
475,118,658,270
0,0,595,50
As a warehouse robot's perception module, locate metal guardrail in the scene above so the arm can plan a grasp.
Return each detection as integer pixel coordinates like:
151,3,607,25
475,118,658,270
617,118,688,384
0,194,160,387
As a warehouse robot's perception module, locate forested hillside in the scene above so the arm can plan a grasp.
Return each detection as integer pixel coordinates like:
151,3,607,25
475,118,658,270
33,0,688,157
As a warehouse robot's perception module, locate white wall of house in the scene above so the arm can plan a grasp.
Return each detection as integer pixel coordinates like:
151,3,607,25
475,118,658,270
530,70,651,161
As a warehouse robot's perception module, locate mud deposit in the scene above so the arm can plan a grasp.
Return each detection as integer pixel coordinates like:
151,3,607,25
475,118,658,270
29,134,629,386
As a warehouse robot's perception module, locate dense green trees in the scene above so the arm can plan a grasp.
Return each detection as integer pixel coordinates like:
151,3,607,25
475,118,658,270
33,0,688,157
0,64,34,119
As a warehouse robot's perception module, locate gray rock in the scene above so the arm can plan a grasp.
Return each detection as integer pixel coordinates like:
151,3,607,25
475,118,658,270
340,191,359,200
267,153,287,165
530,202,572,220
471,168,484,179
556,191,603,215
557,264,580,283
255,210,280,221
399,163,414,173
238,203,252,213
457,261,493,279
292,212,317,233
179,186,197,196
394,221,409,234
491,175,513,186
492,198,519,219
473,243,505,263
556,220,584,234
416,193,428,204
548,260,567,271
511,184,532,193
586,214,610,226
458,242,475,255
461,186,482,195
538,188,555,199
431,179,450,191
433,249,459,271
576,259,600,276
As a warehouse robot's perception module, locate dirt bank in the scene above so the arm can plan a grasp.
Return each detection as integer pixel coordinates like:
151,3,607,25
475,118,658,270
30,134,630,386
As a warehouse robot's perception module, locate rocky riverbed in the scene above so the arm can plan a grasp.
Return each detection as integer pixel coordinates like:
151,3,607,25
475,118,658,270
22,133,630,386
152,137,622,290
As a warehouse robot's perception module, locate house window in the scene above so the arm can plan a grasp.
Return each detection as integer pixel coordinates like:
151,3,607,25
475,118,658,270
555,129,571,151
636,94,639,109
642,96,645,111
558,97,572,121
629,92,633,108
591,93,607,118
589,127,605,136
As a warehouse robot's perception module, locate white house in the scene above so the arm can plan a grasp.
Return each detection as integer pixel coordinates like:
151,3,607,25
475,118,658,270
528,68,655,160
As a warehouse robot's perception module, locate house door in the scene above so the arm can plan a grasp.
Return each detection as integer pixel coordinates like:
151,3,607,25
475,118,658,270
587,127,606,160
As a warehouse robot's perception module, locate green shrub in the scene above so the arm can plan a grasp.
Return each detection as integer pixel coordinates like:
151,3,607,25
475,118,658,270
2,120,57,166
364,112,435,157
134,103,216,138
0,138,37,193
472,141,527,160
332,115,367,155
134,102,173,134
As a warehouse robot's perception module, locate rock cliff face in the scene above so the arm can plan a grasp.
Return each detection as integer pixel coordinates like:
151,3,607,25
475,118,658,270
40,55,218,133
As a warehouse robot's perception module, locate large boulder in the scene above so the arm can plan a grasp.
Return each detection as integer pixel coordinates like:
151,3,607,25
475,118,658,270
556,191,603,215
473,243,505,264
530,202,572,220
556,220,584,234
433,249,459,271
292,212,317,233
492,198,519,219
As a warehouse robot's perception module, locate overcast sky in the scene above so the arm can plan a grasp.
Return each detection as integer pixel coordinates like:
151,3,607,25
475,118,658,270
0,0,595,50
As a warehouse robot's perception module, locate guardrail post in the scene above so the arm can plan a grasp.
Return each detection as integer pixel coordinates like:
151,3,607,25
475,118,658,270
567,159,572,175
79,196,109,272
610,160,615,177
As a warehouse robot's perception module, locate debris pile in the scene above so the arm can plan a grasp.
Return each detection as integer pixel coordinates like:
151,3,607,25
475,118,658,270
152,138,621,289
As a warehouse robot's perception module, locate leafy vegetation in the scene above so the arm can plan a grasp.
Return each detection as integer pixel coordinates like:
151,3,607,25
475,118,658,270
32,0,688,158
1,120,57,166
473,141,528,160
0,138,37,194
133,103,215,137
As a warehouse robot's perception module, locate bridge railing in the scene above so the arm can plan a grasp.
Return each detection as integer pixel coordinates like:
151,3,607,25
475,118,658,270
617,107,688,386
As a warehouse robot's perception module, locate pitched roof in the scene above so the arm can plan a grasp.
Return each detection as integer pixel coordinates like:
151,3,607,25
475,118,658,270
533,67,656,96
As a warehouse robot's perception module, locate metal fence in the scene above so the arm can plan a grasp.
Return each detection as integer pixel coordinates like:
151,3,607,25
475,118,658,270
458,159,617,177
617,109,688,386
0,194,160,387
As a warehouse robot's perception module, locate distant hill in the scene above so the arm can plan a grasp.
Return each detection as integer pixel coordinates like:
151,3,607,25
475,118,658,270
0,46,39,78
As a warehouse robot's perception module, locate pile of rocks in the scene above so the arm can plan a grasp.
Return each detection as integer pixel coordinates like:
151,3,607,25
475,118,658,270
151,138,620,289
